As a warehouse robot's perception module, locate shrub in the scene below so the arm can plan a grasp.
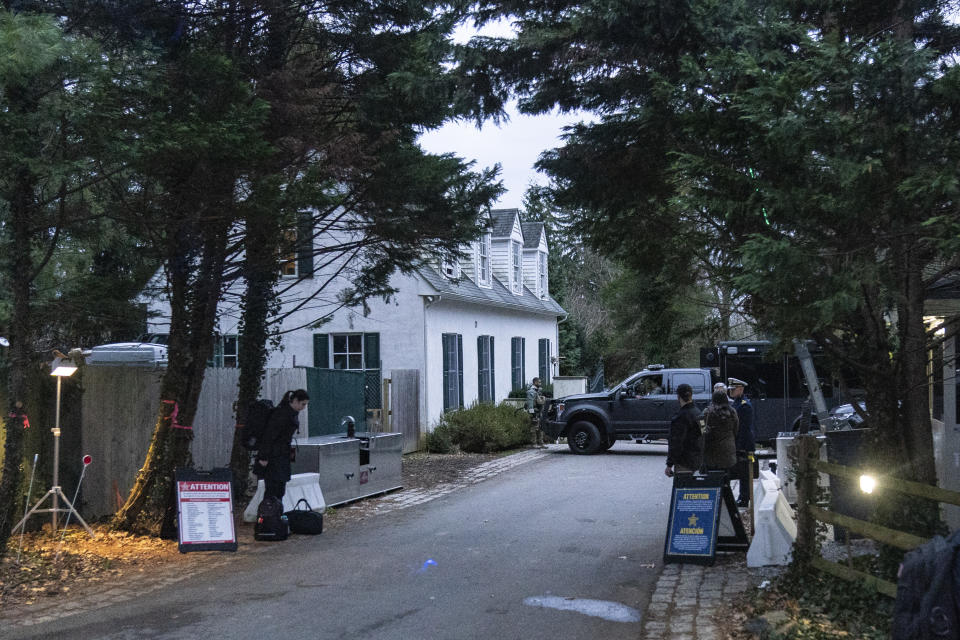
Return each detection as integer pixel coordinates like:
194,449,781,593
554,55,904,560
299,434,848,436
507,386,528,399
433,402,530,453
424,424,454,454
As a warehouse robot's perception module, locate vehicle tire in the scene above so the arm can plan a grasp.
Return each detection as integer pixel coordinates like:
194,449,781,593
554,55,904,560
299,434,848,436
568,421,603,455
604,437,617,450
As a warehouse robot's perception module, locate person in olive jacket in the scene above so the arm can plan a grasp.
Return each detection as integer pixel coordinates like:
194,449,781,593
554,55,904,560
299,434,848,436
701,389,739,473
255,389,309,500
665,383,703,477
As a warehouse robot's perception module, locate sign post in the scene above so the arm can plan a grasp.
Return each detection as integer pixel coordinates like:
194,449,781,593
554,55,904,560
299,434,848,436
175,468,238,553
663,471,748,565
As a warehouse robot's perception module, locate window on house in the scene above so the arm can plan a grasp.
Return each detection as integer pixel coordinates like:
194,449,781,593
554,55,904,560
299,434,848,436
538,251,548,298
209,334,239,368
511,241,522,293
538,338,551,384
313,333,379,370
478,233,491,285
278,213,314,278
279,228,298,277
511,337,525,391
932,344,944,421
442,333,464,411
441,252,460,279
478,335,495,403
332,334,364,370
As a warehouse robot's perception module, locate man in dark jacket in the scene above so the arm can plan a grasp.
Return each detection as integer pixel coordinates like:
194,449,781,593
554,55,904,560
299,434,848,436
665,383,703,477
729,378,755,506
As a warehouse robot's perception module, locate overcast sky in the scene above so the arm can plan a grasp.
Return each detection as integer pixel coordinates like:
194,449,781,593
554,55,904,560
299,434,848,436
418,105,586,211
416,19,590,211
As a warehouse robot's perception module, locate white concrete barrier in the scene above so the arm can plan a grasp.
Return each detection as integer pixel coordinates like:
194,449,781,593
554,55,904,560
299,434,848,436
747,470,797,567
243,473,326,523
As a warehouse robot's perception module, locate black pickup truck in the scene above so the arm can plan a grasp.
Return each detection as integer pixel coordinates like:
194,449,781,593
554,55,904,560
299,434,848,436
543,365,717,454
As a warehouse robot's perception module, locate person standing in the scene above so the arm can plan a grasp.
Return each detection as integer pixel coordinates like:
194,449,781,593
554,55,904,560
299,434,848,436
526,377,546,447
255,389,309,501
665,383,703,477
701,389,739,473
728,378,755,506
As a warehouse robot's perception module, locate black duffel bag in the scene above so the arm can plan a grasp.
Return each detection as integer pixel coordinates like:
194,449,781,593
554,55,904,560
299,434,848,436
284,498,323,535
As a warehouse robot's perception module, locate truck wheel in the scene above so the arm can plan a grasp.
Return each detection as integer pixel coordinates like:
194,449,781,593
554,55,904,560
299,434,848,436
568,422,602,454
604,437,617,450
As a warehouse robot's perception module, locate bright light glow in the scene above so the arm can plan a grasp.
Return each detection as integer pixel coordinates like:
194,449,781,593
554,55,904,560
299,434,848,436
859,474,877,494
51,364,77,377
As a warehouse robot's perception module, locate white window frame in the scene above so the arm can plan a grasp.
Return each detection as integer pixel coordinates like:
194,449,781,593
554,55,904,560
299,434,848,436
511,240,522,294
538,251,548,298
441,252,461,279
279,227,298,278
331,333,364,370
478,233,492,286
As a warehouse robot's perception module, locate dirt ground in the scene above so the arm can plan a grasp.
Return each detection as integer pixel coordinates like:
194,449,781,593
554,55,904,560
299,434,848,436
0,450,500,608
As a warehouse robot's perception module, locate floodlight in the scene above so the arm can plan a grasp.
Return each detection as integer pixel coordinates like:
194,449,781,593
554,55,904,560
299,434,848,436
859,474,877,494
11,351,93,538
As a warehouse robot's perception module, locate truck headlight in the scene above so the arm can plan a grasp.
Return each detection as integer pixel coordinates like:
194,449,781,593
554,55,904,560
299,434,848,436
556,402,565,418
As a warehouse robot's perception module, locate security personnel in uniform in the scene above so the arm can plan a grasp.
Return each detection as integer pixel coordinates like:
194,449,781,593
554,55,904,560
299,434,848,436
526,377,546,448
728,378,754,506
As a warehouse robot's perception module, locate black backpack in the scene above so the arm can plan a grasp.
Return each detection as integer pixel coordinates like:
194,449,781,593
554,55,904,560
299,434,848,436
892,529,960,639
254,496,289,541
240,398,274,451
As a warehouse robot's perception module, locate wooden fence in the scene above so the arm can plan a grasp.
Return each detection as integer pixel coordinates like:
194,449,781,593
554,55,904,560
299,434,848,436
794,435,960,597
80,367,306,519
389,369,420,453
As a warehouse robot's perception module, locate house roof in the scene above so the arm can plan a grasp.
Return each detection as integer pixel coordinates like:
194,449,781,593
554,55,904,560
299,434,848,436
521,222,544,249
490,208,520,238
417,267,566,317
927,270,960,300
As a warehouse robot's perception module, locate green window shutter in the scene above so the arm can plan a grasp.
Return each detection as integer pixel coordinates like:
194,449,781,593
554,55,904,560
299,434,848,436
313,334,329,368
477,336,485,402
539,338,548,383
363,332,380,370
457,334,463,408
297,212,314,278
511,337,524,391
490,336,495,401
442,334,451,411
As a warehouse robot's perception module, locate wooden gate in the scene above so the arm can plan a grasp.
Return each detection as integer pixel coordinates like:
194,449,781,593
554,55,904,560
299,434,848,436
389,369,420,453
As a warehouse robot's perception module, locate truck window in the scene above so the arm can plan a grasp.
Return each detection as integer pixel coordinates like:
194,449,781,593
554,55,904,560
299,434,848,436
672,372,706,392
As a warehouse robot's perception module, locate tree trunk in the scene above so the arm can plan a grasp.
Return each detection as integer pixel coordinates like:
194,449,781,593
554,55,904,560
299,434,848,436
0,167,37,555
113,209,231,536
229,203,279,501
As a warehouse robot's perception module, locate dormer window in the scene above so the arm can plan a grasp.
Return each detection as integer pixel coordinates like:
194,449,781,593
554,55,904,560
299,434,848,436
478,233,492,286
511,241,522,294
441,252,460,279
538,252,548,298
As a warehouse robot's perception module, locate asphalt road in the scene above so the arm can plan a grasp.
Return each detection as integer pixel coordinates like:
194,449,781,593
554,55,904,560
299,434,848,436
12,443,672,640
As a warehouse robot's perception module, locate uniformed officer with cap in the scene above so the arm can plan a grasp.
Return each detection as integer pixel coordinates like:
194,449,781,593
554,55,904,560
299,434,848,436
728,378,754,506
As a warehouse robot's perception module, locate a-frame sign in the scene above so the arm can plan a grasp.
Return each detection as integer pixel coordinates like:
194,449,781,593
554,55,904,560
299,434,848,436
663,470,749,565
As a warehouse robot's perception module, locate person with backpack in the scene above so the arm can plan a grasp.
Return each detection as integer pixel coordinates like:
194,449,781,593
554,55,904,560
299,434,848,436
701,389,739,474
255,389,309,501
526,377,547,448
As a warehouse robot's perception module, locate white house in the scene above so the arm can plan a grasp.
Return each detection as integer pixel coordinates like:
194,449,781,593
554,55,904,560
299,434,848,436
146,208,566,435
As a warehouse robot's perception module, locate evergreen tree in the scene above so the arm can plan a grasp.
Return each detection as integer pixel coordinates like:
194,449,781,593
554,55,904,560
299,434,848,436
466,0,960,543
0,6,136,554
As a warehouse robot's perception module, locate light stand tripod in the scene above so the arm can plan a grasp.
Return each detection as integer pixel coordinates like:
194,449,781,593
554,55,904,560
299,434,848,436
11,362,94,538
